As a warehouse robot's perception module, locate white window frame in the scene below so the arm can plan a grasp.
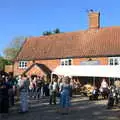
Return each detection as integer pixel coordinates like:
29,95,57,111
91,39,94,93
60,58,72,66
108,57,120,65
19,61,27,69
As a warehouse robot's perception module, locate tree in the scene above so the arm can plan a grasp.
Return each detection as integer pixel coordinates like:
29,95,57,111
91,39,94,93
3,36,26,60
53,28,61,34
0,56,12,70
43,31,52,36
42,28,62,36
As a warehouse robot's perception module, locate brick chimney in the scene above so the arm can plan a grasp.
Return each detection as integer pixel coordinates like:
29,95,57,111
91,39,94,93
88,11,100,29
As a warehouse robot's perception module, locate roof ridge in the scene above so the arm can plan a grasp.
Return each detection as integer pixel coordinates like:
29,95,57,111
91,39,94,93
16,26,120,61
27,26,120,41
27,30,85,40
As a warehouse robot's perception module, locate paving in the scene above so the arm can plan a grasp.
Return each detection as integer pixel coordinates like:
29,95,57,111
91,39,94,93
1,96,120,120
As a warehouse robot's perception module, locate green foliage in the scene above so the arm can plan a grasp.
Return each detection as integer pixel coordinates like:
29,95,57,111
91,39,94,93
0,56,12,70
42,28,62,36
53,28,61,34
43,31,52,36
3,36,26,60
4,48,19,60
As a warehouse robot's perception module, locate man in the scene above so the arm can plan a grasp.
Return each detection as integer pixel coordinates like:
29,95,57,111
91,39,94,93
18,75,29,113
114,80,120,104
36,76,43,99
49,81,53,104
114,80,120,88
51,78,58,105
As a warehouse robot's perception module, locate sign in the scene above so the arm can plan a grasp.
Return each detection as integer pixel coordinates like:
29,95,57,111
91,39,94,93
80,60,100,65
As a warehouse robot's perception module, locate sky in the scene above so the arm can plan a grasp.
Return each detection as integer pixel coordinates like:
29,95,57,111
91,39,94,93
0,0,120,55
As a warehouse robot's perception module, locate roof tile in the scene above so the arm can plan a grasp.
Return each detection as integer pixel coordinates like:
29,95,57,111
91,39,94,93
16,27,120,60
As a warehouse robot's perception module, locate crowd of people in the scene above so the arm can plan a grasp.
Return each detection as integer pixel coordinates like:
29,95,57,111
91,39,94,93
0,74,75,118
0,73,120,118
87,78,120,108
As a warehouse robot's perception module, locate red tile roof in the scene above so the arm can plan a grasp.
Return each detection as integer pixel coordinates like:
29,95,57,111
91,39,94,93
15,26,120,61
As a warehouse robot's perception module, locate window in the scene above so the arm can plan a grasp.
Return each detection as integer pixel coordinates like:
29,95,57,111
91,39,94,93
115,59,118,65
108,57,120,65
60,59,72,66
61,61,64,66
19,61,27,69
109,58,113,65
68,59,72,65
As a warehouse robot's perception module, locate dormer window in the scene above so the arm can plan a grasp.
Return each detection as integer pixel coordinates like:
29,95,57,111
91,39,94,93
109,58,113,65
60,59,72,66
108,57,120,65
115,58,118,65
19,61,27,69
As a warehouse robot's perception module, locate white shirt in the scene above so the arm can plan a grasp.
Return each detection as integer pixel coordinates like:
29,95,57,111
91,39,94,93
101,81,108,88
53,82,58,91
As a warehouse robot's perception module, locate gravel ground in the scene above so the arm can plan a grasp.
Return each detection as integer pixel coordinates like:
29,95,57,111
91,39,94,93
1,96,120,120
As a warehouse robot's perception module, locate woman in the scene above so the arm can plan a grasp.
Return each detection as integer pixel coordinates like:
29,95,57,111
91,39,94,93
59,76,71,114
18,75,29,113
0,76,9,117
100,78,109,99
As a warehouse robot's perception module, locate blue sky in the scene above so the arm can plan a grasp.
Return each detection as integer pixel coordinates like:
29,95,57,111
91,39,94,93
0,0,120,55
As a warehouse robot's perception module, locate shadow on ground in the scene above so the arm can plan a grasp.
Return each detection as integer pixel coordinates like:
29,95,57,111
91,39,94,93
4,96,120,120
